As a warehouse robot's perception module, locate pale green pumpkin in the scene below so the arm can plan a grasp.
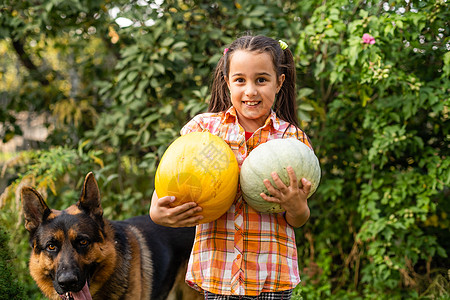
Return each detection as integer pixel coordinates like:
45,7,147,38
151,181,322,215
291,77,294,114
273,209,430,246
240,138,321,213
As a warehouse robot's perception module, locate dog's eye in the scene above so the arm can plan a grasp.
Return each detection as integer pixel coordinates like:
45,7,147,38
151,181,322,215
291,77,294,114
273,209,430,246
46,244,57,252
79,239,89,247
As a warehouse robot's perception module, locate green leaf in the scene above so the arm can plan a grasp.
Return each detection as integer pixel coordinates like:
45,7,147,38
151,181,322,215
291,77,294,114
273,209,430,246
324,28,338,38
298,88,314,98
298,110,311,122
126,71,138,82
159,104,172,115
248,6,268,17
153,63,165,74
161,37,174,47
242,18,252,28
359,9,369,18
172,41,188,49
299,103,315,111
145,113,160,124
121,45,140,58
443,52,450,77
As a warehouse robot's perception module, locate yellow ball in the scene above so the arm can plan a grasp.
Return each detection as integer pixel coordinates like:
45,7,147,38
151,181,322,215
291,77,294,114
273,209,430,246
155,132,239,223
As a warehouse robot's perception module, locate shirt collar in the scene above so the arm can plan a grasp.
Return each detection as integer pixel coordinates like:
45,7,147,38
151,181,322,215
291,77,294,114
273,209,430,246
224,106,281,131
224,106,238,122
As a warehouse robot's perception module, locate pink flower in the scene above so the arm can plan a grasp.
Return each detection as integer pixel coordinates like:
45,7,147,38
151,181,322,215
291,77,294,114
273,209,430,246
362,33,376,45
223,48,229,55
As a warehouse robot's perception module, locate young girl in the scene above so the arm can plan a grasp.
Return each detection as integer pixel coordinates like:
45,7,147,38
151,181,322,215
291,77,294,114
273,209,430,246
150,35,313,299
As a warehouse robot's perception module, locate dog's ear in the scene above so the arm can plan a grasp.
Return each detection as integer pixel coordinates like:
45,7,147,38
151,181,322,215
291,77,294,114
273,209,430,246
21,187,51,233
78,172,103,221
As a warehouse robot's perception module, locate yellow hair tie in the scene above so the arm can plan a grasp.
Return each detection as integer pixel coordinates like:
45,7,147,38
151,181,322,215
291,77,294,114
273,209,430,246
278,40,288,50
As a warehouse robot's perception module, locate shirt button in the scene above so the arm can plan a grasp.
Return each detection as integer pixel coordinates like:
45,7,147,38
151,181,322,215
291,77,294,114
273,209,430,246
236,254,241,259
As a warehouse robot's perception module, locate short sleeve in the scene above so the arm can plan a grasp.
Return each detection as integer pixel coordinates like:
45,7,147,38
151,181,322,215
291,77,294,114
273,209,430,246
180,116,204,136
283,125,314,150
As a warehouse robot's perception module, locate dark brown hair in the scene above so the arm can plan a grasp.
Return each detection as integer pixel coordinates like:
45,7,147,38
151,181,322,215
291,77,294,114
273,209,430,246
209,35,299,127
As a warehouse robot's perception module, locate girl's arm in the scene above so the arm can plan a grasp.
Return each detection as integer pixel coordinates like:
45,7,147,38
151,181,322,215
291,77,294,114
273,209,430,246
259,166,311,228
149,190,203,227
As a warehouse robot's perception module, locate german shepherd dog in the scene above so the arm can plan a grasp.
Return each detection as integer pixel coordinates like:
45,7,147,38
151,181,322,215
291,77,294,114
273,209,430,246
21,172,202,300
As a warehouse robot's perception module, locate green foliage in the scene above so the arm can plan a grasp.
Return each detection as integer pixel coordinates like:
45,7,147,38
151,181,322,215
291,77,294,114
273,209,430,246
0,0,117,146
293,0,449,298
0,0,448,299
0,225,25,300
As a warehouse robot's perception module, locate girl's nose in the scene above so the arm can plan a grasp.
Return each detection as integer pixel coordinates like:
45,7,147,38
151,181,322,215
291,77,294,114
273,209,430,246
245,83,258,97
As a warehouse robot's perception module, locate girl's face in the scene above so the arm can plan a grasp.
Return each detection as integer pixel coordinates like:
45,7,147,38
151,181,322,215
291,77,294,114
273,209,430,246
225,50,285,132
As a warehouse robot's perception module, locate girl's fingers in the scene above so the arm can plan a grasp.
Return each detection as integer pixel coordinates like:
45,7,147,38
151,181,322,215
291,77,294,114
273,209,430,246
171,201,201,215
301,178,312,194
173,208,203,227
177,204,203,218
286,166,298,188
266,169,295,195
263,178,281,198
270,171,288,191
179,214,204,227
171,202,203,226
260,192,280,204
158,196,200,216
157,195,176,206
163,204,203,227
151,191,203,227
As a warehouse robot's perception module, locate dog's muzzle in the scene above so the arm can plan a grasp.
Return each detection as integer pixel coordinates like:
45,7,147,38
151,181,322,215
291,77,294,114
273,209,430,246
58,281,92,300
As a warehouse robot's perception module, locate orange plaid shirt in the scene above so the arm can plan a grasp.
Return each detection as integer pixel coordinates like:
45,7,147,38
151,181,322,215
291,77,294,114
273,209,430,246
181,107,312,296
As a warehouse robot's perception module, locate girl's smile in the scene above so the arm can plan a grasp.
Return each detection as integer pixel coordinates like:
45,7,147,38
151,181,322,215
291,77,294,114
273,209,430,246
225,50,285,132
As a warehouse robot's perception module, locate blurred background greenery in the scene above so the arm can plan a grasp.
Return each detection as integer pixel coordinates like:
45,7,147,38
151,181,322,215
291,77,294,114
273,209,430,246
0,0,449,299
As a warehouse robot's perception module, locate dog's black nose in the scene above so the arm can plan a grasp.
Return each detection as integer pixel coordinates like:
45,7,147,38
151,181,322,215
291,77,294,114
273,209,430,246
57,272,79,291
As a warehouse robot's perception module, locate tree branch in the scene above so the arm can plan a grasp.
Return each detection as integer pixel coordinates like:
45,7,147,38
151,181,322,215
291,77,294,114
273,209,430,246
11,38,50,86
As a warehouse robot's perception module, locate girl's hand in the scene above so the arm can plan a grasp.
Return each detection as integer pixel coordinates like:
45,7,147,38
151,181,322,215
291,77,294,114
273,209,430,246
260,166,311,228
149,191,203,227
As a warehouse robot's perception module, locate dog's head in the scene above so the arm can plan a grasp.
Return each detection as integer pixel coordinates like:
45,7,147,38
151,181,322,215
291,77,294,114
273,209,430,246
21,172,110,300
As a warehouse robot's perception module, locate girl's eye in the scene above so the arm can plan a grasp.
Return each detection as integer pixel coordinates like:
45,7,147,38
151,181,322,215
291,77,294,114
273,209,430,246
46,244,57,252
235,78,245,83
257,78,267,83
